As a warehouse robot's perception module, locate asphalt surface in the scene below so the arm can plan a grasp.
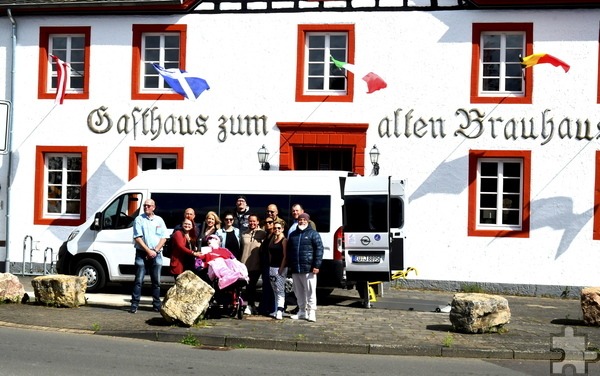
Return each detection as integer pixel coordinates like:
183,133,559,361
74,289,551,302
2,275,600,362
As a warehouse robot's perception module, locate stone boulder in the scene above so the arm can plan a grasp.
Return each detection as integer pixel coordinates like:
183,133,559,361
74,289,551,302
161,270,215,327
31,274,87,308
449,293,511,334
0,273,26,303
581,287,600,326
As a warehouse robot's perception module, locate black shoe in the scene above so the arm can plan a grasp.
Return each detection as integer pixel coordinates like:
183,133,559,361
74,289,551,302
129,307,137,314
153,307,161,312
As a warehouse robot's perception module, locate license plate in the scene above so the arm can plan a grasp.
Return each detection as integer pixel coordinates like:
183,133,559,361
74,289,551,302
352,255,381,263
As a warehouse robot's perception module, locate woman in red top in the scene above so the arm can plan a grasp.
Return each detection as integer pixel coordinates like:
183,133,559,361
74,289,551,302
169,219,198,278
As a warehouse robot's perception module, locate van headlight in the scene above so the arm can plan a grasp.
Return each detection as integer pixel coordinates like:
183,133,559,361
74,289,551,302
66,230,79,242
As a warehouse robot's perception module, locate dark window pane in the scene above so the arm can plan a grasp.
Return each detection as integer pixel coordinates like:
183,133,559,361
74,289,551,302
482,34,500,48
502,194,520,208
309,49,325,62
503,162,521,177
329,77,345,90
330,35,346,49
503,178,520,193
48,186,61,198
502,210,519,225
505,35,523,48
48,171,62,184
483,64,500,76
483,78,499,91
141,158,158,171
67,171,81,185
162,158,177,170
66,201,80,214
164,35,180,48
144,36,160,48
480,162,498,176
482,50,500,63
480,193,497,207
145,49,160,61
67,186,81,200
480,177,497,192
308,63,324,76
308,35,325,48
505,78,522,91
48,157,63,170
308,78,324,90
479,209,496,224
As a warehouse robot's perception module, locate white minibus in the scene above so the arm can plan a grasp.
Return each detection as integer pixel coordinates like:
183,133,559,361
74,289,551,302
57,170,405,296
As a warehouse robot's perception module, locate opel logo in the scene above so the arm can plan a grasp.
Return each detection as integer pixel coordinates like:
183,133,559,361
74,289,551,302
360,236,370,245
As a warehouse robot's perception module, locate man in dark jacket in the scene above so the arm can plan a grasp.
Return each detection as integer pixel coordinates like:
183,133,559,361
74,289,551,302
286,213,323,322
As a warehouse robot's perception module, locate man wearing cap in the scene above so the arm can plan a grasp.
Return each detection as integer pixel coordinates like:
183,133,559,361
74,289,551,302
286,212,323,322
233,195,251,233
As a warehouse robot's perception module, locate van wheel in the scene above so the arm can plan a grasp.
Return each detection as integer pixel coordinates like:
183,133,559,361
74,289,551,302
75,259,106,293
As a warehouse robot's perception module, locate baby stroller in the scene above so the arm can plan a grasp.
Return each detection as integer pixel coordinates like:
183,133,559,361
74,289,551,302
202,256,249,320
205,277,248,319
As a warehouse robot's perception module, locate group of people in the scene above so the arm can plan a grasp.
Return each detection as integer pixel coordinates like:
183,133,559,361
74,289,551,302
130,196,324,322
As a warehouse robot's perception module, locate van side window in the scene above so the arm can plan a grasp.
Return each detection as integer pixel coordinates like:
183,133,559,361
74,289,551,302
389,197,404,229
343,195,388,232
101,193,141,230
151,192,220,228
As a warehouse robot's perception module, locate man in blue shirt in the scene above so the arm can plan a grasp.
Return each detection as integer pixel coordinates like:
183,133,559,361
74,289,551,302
130,199,167,313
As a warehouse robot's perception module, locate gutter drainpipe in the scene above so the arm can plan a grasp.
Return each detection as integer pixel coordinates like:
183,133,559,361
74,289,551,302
5,8,16,273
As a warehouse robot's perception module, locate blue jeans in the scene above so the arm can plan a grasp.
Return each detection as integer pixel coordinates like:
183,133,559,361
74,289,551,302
131,250,162,309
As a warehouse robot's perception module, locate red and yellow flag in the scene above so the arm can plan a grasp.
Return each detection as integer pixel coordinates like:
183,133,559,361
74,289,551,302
520,53,570,73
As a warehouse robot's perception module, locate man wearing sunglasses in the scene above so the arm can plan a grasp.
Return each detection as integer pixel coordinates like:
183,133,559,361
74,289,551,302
130,199,167,314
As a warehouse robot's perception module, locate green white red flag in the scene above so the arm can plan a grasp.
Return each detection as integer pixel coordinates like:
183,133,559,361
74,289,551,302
330,56,387,94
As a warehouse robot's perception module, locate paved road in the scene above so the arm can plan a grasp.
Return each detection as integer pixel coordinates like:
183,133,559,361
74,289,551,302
3,274,600,368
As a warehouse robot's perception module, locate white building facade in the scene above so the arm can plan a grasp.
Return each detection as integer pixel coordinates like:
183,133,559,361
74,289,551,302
1,0,599,295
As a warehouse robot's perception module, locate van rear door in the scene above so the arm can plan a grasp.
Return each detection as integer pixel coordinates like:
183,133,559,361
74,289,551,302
343,176,405,282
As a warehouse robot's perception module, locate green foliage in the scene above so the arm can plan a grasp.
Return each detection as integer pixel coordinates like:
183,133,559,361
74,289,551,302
91,322,101,332
442,332,454,348
181,334,200,346
460,283,485,293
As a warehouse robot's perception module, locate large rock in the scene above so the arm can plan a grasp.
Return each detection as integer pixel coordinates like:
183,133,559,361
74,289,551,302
0,273,26,303
31,274,87,308
581,287,600,325
449,293,511,333
161,271,215,327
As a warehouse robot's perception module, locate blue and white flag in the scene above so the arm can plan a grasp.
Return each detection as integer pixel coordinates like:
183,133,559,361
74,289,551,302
152,63,210,100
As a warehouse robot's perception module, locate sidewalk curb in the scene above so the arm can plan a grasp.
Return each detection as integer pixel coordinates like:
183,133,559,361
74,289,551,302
90,328,563,360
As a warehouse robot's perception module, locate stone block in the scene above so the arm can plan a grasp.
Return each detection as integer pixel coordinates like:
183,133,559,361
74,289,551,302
160,270,215,327
31,274,87,308
0,272,26,303
449,293,511,334
581,287,600,326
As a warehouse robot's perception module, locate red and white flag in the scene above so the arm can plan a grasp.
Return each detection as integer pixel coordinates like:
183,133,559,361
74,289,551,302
50,55,69,105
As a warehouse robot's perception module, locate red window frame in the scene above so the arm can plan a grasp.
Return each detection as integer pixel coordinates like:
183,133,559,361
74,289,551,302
131,24,187,101
295,24,355,103
34,146,88,226
468,149,531,238
38,26,91,101
276,122,367,175
471,23,533,104
128,147,184,180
